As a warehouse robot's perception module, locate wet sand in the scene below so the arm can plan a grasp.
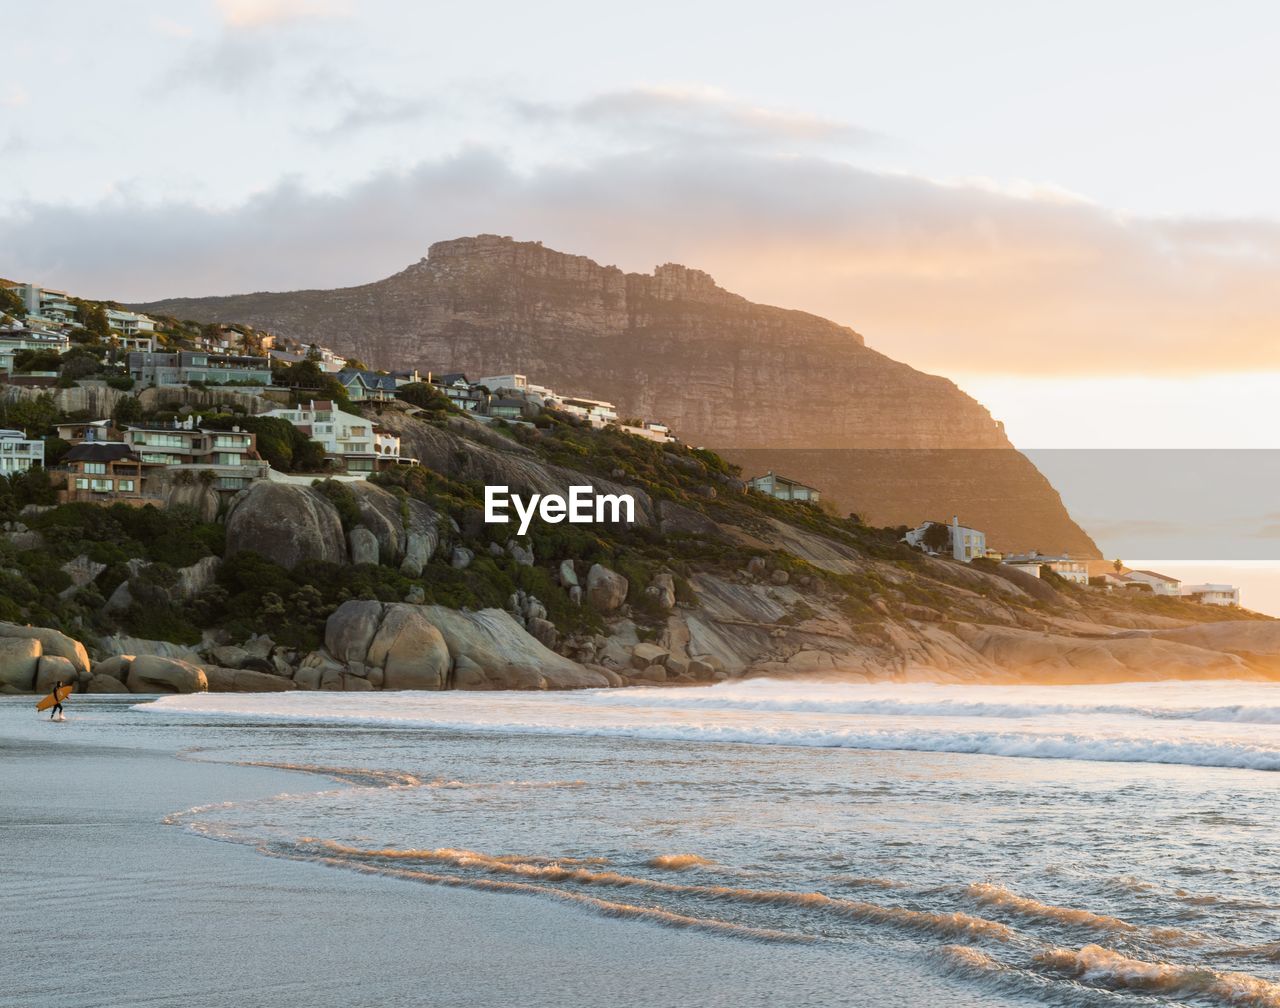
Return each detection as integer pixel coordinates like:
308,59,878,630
0,698,1016,1008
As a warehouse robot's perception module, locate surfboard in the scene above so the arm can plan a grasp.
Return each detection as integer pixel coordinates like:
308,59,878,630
36,684,73,712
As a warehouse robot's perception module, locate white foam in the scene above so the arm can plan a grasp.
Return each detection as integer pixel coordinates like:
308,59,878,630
137,679,1280,772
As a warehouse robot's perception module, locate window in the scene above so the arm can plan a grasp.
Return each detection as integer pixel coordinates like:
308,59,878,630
84,462,106,475
75,478,88,489
90,479,113,492
117,480,135,492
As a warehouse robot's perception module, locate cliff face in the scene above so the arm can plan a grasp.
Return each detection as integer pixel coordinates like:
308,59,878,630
137,235,1099,556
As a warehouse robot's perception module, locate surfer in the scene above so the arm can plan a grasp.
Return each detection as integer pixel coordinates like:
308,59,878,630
50,680,65,720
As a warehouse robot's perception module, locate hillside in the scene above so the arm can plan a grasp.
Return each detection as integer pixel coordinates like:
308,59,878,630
136,235,1100,557
1,396,1272,696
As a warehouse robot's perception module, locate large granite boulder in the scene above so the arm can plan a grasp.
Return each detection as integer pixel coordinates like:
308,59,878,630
224,482,346,570
348,526,380,566
0,637,41,693
366,605,450,690
203,666,297,692
0,622,91,680
35,655,79,694
125,655,209,694
586,564,628,612
324,600,384,664
421,606,610,690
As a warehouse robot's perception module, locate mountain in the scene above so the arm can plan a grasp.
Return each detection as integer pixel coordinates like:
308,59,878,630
137,234,1100,556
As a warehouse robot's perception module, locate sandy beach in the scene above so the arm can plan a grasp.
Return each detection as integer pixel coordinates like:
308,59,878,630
1,695,1028,1008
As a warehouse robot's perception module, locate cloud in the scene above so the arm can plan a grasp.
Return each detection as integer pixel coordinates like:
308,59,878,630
1,85,28,108
1254,524,1280,539
515,87,879,151
217,0,351,29
4,142,1280,377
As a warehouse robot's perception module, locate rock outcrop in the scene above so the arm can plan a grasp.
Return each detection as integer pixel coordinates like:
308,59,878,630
137,234,1098,555
225,482,346,569
308,600,608,691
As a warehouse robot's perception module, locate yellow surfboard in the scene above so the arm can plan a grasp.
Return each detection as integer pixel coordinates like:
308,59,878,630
36,684,73,712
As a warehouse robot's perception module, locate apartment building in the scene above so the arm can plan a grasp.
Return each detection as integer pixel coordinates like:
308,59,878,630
0,428,44,476
128,350,272,386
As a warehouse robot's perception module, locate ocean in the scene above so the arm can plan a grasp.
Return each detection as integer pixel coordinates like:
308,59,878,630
11,679,1280,1007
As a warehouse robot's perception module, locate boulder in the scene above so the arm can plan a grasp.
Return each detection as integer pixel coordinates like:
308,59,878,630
664,654,690,677
451,546,475,570
126,655,208,694
61,554,106,590
324,600,384,665
87,673,129,693
587,564,628,612
527,617,558,649
687,657,718,680
224,482,346,570
176,556,221,599
746,556,767,576
569,585,583,606
350,482,407,562
91,655,132,681
348,526,380,566
0,637,41,693
400,531,434,577
204,666,297,692
647,572,677,610
634,664,667,683
770,569,791,586
404,585,426,605
631,642,670,670
508,539,535,566
366,605,451,691
558,559,579,588
209,644,250,669
0,623,91,678
35,655,78,694
421,606,609,690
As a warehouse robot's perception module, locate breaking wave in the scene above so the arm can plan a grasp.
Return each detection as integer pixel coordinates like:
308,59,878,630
141,693,1280,771
1035,944,1280,1007
963,883,1196,942
303,842,1014,942
647,854,716,871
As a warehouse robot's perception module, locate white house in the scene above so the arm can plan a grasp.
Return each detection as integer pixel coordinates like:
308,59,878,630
0,428,44,476
261,399,413,474
1121,569,1181,596
1180,583,1240,607
617,421,676,444
746,471,822,504
1002,551,1090,584
905,516,987,563
106,309,156,337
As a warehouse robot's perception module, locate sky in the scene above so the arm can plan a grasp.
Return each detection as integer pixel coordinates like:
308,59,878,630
3,0,1278,604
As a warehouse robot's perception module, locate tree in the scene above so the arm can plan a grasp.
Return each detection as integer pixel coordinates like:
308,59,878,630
0,286,26,318
113,395,145,426
397,382,448,412
0,393,58,438
921,522,951,554
344,358,369,372
76,301,110,340
1112,558,1124,573
58,350,101,382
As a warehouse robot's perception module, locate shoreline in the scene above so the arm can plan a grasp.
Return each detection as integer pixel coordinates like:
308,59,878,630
1,698,1008,1008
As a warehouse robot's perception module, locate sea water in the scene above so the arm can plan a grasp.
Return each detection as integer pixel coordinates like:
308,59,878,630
58,681,1280,1004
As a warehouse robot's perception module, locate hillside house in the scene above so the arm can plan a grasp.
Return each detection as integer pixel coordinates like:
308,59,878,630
337,369,398,403
746,471,822,504
429,372,483,411
0,428,44,475
128,350,272,386
60,442,153,504
904,516,987,563
1002,552,1090,584
261,400,414,474
1180,583,1240,607
1122,569,1182,596
55,419,120,444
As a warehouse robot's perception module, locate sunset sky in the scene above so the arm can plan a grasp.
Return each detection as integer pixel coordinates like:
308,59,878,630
4,1,1278,607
